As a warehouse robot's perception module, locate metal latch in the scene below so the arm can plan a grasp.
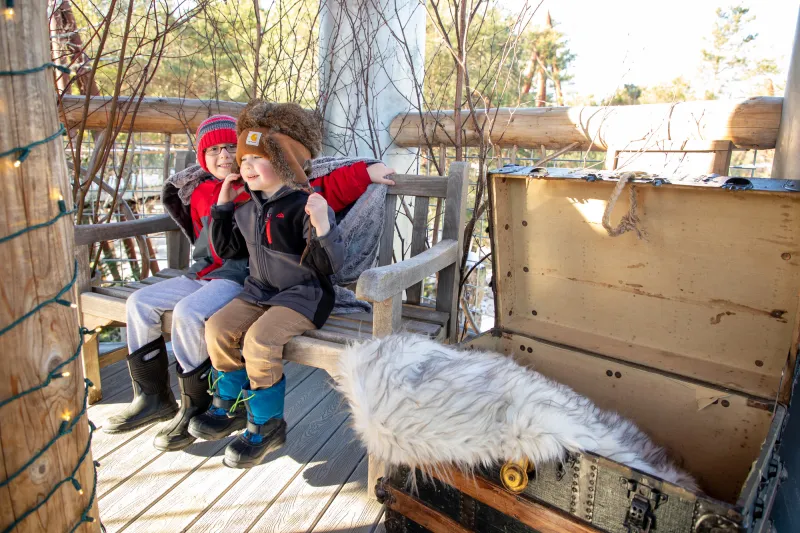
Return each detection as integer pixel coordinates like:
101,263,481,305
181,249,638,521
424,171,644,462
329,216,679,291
622,479,667,533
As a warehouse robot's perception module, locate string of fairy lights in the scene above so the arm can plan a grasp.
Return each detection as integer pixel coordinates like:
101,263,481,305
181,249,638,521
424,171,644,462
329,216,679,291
2,6,104,531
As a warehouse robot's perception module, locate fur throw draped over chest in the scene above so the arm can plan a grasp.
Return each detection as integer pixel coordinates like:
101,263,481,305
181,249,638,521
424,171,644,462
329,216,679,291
335,334,699,492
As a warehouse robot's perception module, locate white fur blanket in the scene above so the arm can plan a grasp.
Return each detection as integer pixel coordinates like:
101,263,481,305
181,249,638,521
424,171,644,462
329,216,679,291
335,334,698,491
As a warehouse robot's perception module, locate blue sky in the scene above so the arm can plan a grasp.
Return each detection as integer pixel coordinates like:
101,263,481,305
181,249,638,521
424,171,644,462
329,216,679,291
508,0,798,100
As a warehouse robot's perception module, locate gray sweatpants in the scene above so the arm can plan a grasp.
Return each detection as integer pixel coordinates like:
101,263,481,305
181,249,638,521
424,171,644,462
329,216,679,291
126,276,242,371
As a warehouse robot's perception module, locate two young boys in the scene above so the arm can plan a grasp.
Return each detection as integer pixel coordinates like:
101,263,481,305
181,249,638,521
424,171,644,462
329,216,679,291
106,102,394,469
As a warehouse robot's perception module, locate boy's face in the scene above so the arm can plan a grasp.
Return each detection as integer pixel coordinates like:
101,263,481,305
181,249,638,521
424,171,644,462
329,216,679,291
240,154,281,193
204,143,237,180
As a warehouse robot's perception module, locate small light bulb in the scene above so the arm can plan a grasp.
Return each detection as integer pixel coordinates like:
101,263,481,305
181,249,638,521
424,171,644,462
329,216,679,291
78,489,84,495
62,412,71,422
4,8,13,20
95,326,102,332
70,303,78,309
13,159,21,168
62,371,71,378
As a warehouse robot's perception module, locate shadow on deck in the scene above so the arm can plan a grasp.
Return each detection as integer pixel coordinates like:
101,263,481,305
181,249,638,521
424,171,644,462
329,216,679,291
89,354,385,533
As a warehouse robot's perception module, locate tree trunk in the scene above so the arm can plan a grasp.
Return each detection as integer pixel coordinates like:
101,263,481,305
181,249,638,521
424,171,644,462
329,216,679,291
551,62,564,106
520,49,539,101
536,65,547,107
0,2,101,531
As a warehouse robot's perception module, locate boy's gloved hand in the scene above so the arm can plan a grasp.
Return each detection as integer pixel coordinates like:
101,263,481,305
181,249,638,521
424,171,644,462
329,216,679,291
305,193,331,237
218,173,243,205
367,163,397,185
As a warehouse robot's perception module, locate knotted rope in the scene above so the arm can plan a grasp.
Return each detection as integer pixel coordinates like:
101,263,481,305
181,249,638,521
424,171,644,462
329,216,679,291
601,172,647,239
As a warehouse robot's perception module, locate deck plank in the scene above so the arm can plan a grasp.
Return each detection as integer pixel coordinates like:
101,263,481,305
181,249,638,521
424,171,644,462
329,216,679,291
184,392,350,532
247,424,365,532
309,456,384,533
96,363,315,499
138,391,350,532
98,369,331,532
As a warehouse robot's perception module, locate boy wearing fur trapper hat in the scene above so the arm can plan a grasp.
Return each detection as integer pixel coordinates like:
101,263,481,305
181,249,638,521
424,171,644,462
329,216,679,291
189,101,346,468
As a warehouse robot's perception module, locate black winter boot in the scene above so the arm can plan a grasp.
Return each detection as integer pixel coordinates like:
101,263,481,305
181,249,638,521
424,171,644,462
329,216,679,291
153,358,213,451
223,377,287,469
187,368,248,441
104,337,179,433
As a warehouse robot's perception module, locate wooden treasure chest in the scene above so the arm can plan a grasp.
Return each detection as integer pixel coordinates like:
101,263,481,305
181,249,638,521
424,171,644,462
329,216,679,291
378,167,800,533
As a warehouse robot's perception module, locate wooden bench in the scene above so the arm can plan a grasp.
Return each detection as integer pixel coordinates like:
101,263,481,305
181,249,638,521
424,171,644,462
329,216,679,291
76,160,469,405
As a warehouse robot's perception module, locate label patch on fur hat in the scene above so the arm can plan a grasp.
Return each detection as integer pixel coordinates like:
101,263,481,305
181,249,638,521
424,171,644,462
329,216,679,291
246,131,262,146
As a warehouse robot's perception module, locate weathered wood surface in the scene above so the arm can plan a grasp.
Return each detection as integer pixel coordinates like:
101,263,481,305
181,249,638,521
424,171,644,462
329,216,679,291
383,485,472,533
773,11,800,181
431,468,602,533
390,97,783,150
357,240,458,303
605,139,734,176
388,175,449,198
60,95,246,134
74,214,177,246
406,196,431,304
0,2,100,531
99,368,331,532
312,458,385,533
372,294,403,339
165,229,191,270
436,163,470,342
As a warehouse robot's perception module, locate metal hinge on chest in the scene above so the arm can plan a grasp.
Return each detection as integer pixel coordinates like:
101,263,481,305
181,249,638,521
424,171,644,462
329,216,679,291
622,478,668,533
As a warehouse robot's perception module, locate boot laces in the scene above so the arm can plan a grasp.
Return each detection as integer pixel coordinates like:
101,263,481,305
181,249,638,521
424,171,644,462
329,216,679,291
229,389,253,415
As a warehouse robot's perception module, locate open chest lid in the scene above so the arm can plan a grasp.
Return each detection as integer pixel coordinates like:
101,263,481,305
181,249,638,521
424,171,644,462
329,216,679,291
487,166,800,402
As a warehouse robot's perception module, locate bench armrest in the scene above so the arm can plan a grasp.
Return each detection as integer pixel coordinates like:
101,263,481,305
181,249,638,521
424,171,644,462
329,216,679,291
74,214,179,246
356,239,458,303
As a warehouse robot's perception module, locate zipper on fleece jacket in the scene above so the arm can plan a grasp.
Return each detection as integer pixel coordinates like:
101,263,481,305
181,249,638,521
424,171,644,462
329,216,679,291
265,212,273,245
255,203,273,290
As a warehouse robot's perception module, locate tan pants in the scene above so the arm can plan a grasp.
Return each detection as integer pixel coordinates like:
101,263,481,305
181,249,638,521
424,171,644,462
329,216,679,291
205,298,315,389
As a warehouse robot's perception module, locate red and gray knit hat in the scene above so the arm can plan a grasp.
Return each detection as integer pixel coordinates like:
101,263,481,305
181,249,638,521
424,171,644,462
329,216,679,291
195,115,238,172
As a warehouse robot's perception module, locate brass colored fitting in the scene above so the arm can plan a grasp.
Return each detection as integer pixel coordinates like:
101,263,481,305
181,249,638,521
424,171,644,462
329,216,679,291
500,458,534,493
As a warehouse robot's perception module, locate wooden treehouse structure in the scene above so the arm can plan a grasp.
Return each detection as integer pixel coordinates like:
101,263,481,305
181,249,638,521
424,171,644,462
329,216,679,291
2,1,800,532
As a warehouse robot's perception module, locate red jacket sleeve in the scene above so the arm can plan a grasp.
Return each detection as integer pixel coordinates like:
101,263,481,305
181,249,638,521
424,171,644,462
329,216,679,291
309,161,371,213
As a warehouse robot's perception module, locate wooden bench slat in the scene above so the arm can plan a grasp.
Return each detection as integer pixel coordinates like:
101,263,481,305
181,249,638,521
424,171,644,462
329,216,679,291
400,304,449,326
92,286,137,299
154,268,186,279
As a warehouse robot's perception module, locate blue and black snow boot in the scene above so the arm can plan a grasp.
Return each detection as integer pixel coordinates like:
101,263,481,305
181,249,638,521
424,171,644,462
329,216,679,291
187,367,248,441
223,376,287,469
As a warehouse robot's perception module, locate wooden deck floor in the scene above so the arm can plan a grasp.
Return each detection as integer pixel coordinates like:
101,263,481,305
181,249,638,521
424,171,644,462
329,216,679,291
89,354,385,533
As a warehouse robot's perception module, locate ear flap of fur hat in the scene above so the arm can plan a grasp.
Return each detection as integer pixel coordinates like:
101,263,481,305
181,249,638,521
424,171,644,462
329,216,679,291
237,128,313,189
237,100,322,158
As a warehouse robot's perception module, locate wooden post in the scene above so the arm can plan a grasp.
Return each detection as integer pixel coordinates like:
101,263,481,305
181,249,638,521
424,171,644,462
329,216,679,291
0,2,101,531
436,162,470,343
773,7,800,180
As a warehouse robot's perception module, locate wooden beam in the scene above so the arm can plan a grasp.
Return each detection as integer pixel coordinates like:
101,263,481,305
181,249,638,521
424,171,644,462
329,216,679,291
74,214,178,246
60,95,246,134
0,1,101,530
431,468,601,533
773,9,800,179
389,97,783,150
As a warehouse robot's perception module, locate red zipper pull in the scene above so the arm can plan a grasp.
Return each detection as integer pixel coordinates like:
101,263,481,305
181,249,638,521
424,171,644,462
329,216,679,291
266,213,273,245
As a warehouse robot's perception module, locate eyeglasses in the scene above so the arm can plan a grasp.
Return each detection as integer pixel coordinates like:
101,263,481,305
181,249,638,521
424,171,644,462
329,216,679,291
204,144,237,157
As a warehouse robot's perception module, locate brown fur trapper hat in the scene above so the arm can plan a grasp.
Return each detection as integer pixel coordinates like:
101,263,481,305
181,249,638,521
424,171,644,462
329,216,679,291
236,100,322,189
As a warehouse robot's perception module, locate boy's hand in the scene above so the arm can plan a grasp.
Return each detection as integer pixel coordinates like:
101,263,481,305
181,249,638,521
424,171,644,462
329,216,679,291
305,193,331,237
218,173,242,205
367,163,396,185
